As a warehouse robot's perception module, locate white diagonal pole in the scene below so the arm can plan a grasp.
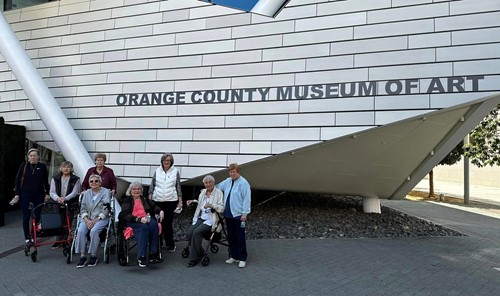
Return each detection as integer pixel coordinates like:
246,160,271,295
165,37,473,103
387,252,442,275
0,12,93,178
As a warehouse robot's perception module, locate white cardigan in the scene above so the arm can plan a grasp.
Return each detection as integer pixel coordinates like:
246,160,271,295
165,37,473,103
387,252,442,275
192,187,224,232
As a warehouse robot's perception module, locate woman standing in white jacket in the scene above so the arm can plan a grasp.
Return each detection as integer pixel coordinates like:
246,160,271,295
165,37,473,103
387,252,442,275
148,153,183,252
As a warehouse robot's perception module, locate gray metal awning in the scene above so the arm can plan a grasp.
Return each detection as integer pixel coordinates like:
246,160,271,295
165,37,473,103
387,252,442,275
184,93,500,200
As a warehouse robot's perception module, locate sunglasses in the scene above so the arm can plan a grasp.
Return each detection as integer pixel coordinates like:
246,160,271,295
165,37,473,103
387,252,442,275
89,180,100,183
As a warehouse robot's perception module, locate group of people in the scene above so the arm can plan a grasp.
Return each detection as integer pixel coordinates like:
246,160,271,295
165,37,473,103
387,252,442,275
11,149,252,269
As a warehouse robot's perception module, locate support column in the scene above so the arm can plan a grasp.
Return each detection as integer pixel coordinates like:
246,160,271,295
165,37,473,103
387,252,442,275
362,196,381,213
0,12,93,178
463,134,470,205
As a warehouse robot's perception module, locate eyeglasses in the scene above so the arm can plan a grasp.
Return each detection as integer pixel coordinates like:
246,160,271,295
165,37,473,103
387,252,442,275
89,180,99,183
132,188,142,190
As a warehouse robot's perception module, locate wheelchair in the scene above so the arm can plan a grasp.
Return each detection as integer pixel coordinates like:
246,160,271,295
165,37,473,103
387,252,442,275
69,193,117,264
117,216,163,266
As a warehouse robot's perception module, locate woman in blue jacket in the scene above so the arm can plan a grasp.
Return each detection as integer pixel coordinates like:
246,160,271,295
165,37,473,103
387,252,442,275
217,163,251,268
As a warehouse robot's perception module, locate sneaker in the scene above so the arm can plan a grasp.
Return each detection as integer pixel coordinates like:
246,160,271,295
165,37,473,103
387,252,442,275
88,256,98,267
138,256,148,268
238,261,246,268
76,256,87,268
149,253,163,264
51,242,62,249
225,257,239,264
167,245,176,253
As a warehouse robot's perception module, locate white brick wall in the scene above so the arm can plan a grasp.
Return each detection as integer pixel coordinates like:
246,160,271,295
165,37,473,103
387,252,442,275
1,0,500,183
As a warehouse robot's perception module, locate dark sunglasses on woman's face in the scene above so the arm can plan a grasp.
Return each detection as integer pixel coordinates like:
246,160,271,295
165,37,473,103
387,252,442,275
89,180,99,183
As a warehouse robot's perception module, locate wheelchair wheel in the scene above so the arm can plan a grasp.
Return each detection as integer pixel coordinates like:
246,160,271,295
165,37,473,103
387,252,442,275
201,256,210,266
181,247,189,258
66,254,71,264
118,251,127,266
118,257,127,266
63,246,69,257
31,251,37,262
210,244,219,253
24,244,29,256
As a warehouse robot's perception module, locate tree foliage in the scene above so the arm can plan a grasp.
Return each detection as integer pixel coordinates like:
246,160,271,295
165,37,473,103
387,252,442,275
439,141,464,166
464,104,500,167
427,142,464,198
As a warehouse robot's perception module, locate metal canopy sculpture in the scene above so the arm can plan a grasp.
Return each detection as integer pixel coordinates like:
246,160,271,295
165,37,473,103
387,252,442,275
184,94,500,211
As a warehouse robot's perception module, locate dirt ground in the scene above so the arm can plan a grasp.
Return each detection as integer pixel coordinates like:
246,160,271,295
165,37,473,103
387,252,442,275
407,190,473,204
406,190,500,215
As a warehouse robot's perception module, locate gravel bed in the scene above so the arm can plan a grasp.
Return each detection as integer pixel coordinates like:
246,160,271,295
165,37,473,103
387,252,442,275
172,192,463,242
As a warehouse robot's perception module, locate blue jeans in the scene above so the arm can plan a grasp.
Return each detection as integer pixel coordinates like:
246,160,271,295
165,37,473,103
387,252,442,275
127,219,159,259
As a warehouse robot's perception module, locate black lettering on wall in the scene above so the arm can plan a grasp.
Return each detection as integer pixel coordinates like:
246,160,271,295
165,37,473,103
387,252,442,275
114,75,488,106
427,78,445,93
277,86,292,100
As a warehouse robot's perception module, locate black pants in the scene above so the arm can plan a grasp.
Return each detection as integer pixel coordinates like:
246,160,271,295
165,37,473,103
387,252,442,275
225,217,247,261
186,219,211,261
57,201,78,241
21,194,43,240
154,200,178,248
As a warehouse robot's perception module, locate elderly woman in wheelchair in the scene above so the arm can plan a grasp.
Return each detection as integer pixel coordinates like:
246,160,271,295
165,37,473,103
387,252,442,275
119,182,164,267
75,174,110,268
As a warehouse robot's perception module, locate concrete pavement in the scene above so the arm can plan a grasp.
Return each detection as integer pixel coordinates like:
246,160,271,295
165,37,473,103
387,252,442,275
1,181,500,296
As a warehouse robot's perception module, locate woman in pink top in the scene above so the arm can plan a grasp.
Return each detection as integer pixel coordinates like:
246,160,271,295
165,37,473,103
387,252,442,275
119,182,164,267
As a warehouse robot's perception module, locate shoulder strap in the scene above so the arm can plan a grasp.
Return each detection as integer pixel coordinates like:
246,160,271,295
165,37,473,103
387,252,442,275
20,162,28,188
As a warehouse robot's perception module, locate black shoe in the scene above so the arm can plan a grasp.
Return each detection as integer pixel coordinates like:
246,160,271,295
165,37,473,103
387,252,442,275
149,253,163,264
76,256,87,268
51,242,62,249
167,245,176,253
138,256,148,268
186,260,199,267
88,256,98,267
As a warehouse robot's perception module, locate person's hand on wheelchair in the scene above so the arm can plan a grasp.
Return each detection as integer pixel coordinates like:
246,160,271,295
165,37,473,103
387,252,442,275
186,199,198,208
